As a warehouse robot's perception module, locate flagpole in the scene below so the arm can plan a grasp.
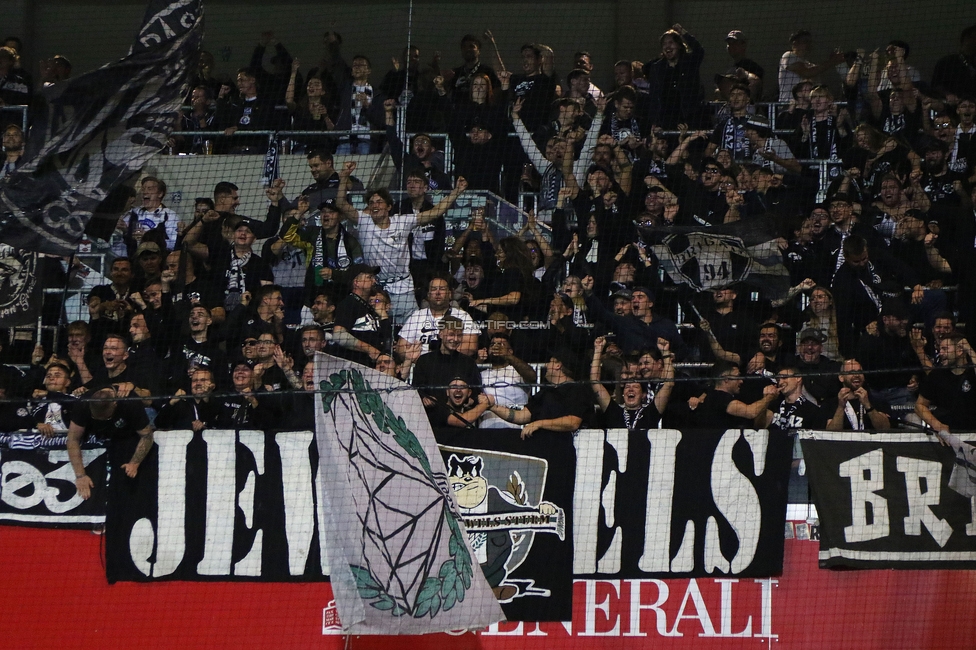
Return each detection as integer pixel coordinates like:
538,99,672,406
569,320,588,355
52,253,76,354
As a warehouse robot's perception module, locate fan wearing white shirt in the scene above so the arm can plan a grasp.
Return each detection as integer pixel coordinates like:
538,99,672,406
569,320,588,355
334,160,469,323
397,274,479,358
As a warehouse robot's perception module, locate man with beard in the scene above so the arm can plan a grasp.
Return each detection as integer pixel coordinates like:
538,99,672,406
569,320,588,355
284,151,364,211
126,312,161,381
500,43,557,134
427,378,494,435
155,368,219,431
919,139,967,209
825,359,892,430
738,322,792,403
397,274,479,357
856,299,919,409
479,333,535,430
794,328,841,403
449,34,501,101
916,333,976,434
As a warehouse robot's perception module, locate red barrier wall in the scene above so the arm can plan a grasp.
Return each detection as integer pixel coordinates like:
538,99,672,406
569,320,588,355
2,526,974,649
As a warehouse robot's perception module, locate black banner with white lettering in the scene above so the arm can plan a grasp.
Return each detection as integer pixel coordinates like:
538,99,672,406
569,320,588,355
0,436,107,527
800,430,976,569
105,429,329,582
574,427,794,579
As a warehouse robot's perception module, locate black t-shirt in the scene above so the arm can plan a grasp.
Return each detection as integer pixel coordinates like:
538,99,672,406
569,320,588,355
70,400,150,465
603,400,662,430
691,389,754,430
333,293,390,364
767,396,827,434
822,395,890,430
525,382,592,430
919,368,976,429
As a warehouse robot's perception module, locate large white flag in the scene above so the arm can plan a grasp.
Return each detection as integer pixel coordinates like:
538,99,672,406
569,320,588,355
313,354,504,634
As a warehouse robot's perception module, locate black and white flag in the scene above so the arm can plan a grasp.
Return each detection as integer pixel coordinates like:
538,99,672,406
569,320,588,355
0,244,41,326
640,216,791,299
0,0,203,255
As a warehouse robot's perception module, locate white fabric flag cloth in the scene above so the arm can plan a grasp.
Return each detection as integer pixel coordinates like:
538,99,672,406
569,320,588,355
936,432,976,499
313,353,504,635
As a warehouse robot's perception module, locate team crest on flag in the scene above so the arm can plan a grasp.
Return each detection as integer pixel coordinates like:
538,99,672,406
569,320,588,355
641,216,791,299
313,355,504,635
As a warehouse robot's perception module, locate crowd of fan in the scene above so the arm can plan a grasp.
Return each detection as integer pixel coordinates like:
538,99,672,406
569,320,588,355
1,23,976,452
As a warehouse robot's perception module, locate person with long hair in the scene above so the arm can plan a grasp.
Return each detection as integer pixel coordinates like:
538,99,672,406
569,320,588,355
800,285,842,360
643,24,706,129
286,60,335,152
469,236,542,321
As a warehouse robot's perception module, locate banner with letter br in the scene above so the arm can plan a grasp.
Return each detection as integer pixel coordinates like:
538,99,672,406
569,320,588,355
800,430,976,569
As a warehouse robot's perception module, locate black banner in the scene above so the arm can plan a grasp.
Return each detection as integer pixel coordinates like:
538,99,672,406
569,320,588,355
0,435,107,527
574,427,793,579
106,428,329,582
640,216,791,300
0,0,202,255
436,428,576,623
0,245,41,326
801,430,976,569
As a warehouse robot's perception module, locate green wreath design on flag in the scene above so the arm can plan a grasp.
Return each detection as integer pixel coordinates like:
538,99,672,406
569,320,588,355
320,369,473,618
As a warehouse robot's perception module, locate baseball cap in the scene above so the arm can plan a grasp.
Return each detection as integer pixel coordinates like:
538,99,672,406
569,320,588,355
727,30,746,42
347,263,381,279
798,327,825,343
135,241,161,257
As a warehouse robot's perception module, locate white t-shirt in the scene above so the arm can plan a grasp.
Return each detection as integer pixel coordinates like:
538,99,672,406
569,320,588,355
398,308,479,354
355,211,417,285
480,365,528,429
131,206,180,250
778,51,807,103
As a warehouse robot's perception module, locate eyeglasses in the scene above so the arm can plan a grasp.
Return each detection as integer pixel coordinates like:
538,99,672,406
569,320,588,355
242,340,258,347
703,167,721,174
934,122,952,129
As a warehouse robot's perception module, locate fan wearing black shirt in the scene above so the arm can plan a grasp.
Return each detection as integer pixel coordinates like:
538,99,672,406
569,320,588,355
758,367,828,434
155,368,220,431
916,334,976,433
67,387,154,500
687,362,779,430
591,336,674,430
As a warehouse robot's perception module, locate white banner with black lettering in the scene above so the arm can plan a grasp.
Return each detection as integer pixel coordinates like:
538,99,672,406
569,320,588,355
0,435,107,527
800,430,976,568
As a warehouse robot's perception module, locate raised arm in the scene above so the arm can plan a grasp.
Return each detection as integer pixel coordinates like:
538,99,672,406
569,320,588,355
512,98,548,170
590,336,613,412
334,161,362,224
417,177,468,225
573,96,607,184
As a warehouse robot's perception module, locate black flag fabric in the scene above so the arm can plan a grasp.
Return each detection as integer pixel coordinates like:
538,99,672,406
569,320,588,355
0,244,41,326
0,0,203,255
639,216,791,300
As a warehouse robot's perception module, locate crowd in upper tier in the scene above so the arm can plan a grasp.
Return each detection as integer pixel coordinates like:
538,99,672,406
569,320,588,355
1,23,975,442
